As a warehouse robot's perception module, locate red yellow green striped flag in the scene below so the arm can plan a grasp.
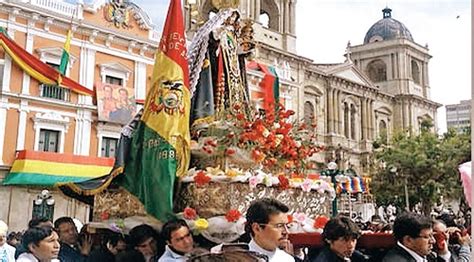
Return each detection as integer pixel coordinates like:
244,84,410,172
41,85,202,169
3,150,114,186
116,0,191,222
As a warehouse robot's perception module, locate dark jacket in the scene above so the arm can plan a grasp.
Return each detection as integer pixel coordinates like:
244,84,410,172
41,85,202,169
87,247,115,262
382,245,419,262
312,247,369,262
58,243,87,262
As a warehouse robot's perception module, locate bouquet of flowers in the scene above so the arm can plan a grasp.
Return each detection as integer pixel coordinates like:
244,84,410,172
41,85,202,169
191,103,324,178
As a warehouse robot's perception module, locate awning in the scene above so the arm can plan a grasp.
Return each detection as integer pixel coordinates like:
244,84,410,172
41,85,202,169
3,150,114,187
0,27,93,96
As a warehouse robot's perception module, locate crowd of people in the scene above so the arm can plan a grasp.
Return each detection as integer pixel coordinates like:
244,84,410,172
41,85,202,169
0,198,471,261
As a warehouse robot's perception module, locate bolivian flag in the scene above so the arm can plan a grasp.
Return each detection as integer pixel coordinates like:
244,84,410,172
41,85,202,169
115,0,191,222
3,150,114,186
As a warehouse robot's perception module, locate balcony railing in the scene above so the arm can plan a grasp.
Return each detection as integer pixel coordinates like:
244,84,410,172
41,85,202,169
39,84,71,102
26,0,83,19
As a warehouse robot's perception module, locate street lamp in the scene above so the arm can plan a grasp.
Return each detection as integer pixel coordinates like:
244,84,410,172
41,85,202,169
32,190,55,221
322,161,339,217
389,167,409,212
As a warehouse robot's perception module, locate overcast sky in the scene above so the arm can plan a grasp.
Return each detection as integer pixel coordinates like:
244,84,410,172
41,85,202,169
133,0,471,134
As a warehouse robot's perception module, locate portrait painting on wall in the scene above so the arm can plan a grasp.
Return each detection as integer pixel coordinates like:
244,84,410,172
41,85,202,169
96,82,136,125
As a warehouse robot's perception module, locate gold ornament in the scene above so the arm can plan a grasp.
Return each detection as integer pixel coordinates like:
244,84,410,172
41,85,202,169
212,0,240,9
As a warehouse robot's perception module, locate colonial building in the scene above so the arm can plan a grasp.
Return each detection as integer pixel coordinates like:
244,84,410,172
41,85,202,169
0,0,440,230
0,0,158,231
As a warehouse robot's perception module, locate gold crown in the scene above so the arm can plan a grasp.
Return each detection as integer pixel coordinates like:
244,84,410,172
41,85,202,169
212,0,239,9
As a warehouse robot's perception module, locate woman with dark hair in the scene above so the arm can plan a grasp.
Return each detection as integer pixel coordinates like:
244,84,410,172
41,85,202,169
17,226,60,262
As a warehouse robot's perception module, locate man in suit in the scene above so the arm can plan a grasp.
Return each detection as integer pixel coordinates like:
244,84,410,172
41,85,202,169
382,212,435,262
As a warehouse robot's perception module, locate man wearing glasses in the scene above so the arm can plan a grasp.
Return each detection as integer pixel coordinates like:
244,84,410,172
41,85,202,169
158,219,194,262
245,198,296,262
383,212,435,262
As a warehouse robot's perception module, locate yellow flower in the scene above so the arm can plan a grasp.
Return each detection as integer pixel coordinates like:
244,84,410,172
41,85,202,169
194,218,209,231
226,168,241,178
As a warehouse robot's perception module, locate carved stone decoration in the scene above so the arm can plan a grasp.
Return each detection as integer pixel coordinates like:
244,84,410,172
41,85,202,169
174,182,332,219
104,0,131,29
93,188,146,220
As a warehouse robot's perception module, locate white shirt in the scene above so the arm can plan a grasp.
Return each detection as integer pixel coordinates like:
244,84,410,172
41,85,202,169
248,239,295,262
157,245,187,262
0,243,15,262
397,241,427,262
16,252,61,262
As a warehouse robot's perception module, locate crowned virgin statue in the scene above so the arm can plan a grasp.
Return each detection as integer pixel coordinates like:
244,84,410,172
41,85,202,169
187,0,255,133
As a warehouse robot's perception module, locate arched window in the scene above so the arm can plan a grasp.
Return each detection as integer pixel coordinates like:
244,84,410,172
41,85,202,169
350,104,356,140
260,0,279,31
366,59,387,82
259,12,270,28
379,120,387,143
304,101,315,127
411,60,420,84
344,102,349,138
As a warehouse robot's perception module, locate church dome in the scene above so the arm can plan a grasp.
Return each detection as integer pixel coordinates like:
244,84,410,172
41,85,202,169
364,7,413,44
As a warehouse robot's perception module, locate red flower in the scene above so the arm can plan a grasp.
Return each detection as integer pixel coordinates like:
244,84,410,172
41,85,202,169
225,209,241,222
313,215,330,229
194,171,211,186
100,211,109,221
205,139,218,147
251,149,265,163
278,175,290,190
287,214,294,223
183,207,197,220
233,104,241,111
225,148,236,156
236,113,245,121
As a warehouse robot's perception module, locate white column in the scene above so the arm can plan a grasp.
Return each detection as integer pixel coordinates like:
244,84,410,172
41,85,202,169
327,87,333,133
0,97,8,164
79,47,95,105
2,55,12,92
16,101,28,151
254,0,261,23
73,47,96,155
360,98,366,140
134,61,147,101
289,0,296,34
21,32,34,95
81,111,92,155
73,112,83,155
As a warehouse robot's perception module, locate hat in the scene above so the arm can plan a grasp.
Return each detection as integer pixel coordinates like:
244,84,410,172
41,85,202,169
0,220,8,236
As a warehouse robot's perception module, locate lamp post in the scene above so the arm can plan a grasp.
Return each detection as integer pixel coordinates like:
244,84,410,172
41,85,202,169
323,161,339,217
32,190,55,221
390,167,409,212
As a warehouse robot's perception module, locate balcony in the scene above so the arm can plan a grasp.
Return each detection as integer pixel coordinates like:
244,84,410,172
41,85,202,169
39,84,71,102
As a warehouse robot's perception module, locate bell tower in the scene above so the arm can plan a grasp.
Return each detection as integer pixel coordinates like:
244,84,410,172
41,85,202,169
349,7,432,99
184,0,297,53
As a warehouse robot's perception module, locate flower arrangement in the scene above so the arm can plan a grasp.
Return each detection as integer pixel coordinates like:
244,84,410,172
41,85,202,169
179,207,209,234
192,103,324,178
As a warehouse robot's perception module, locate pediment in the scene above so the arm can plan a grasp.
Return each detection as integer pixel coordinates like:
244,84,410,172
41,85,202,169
333,67,373,87
36,47,77,62
98,62,132,74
